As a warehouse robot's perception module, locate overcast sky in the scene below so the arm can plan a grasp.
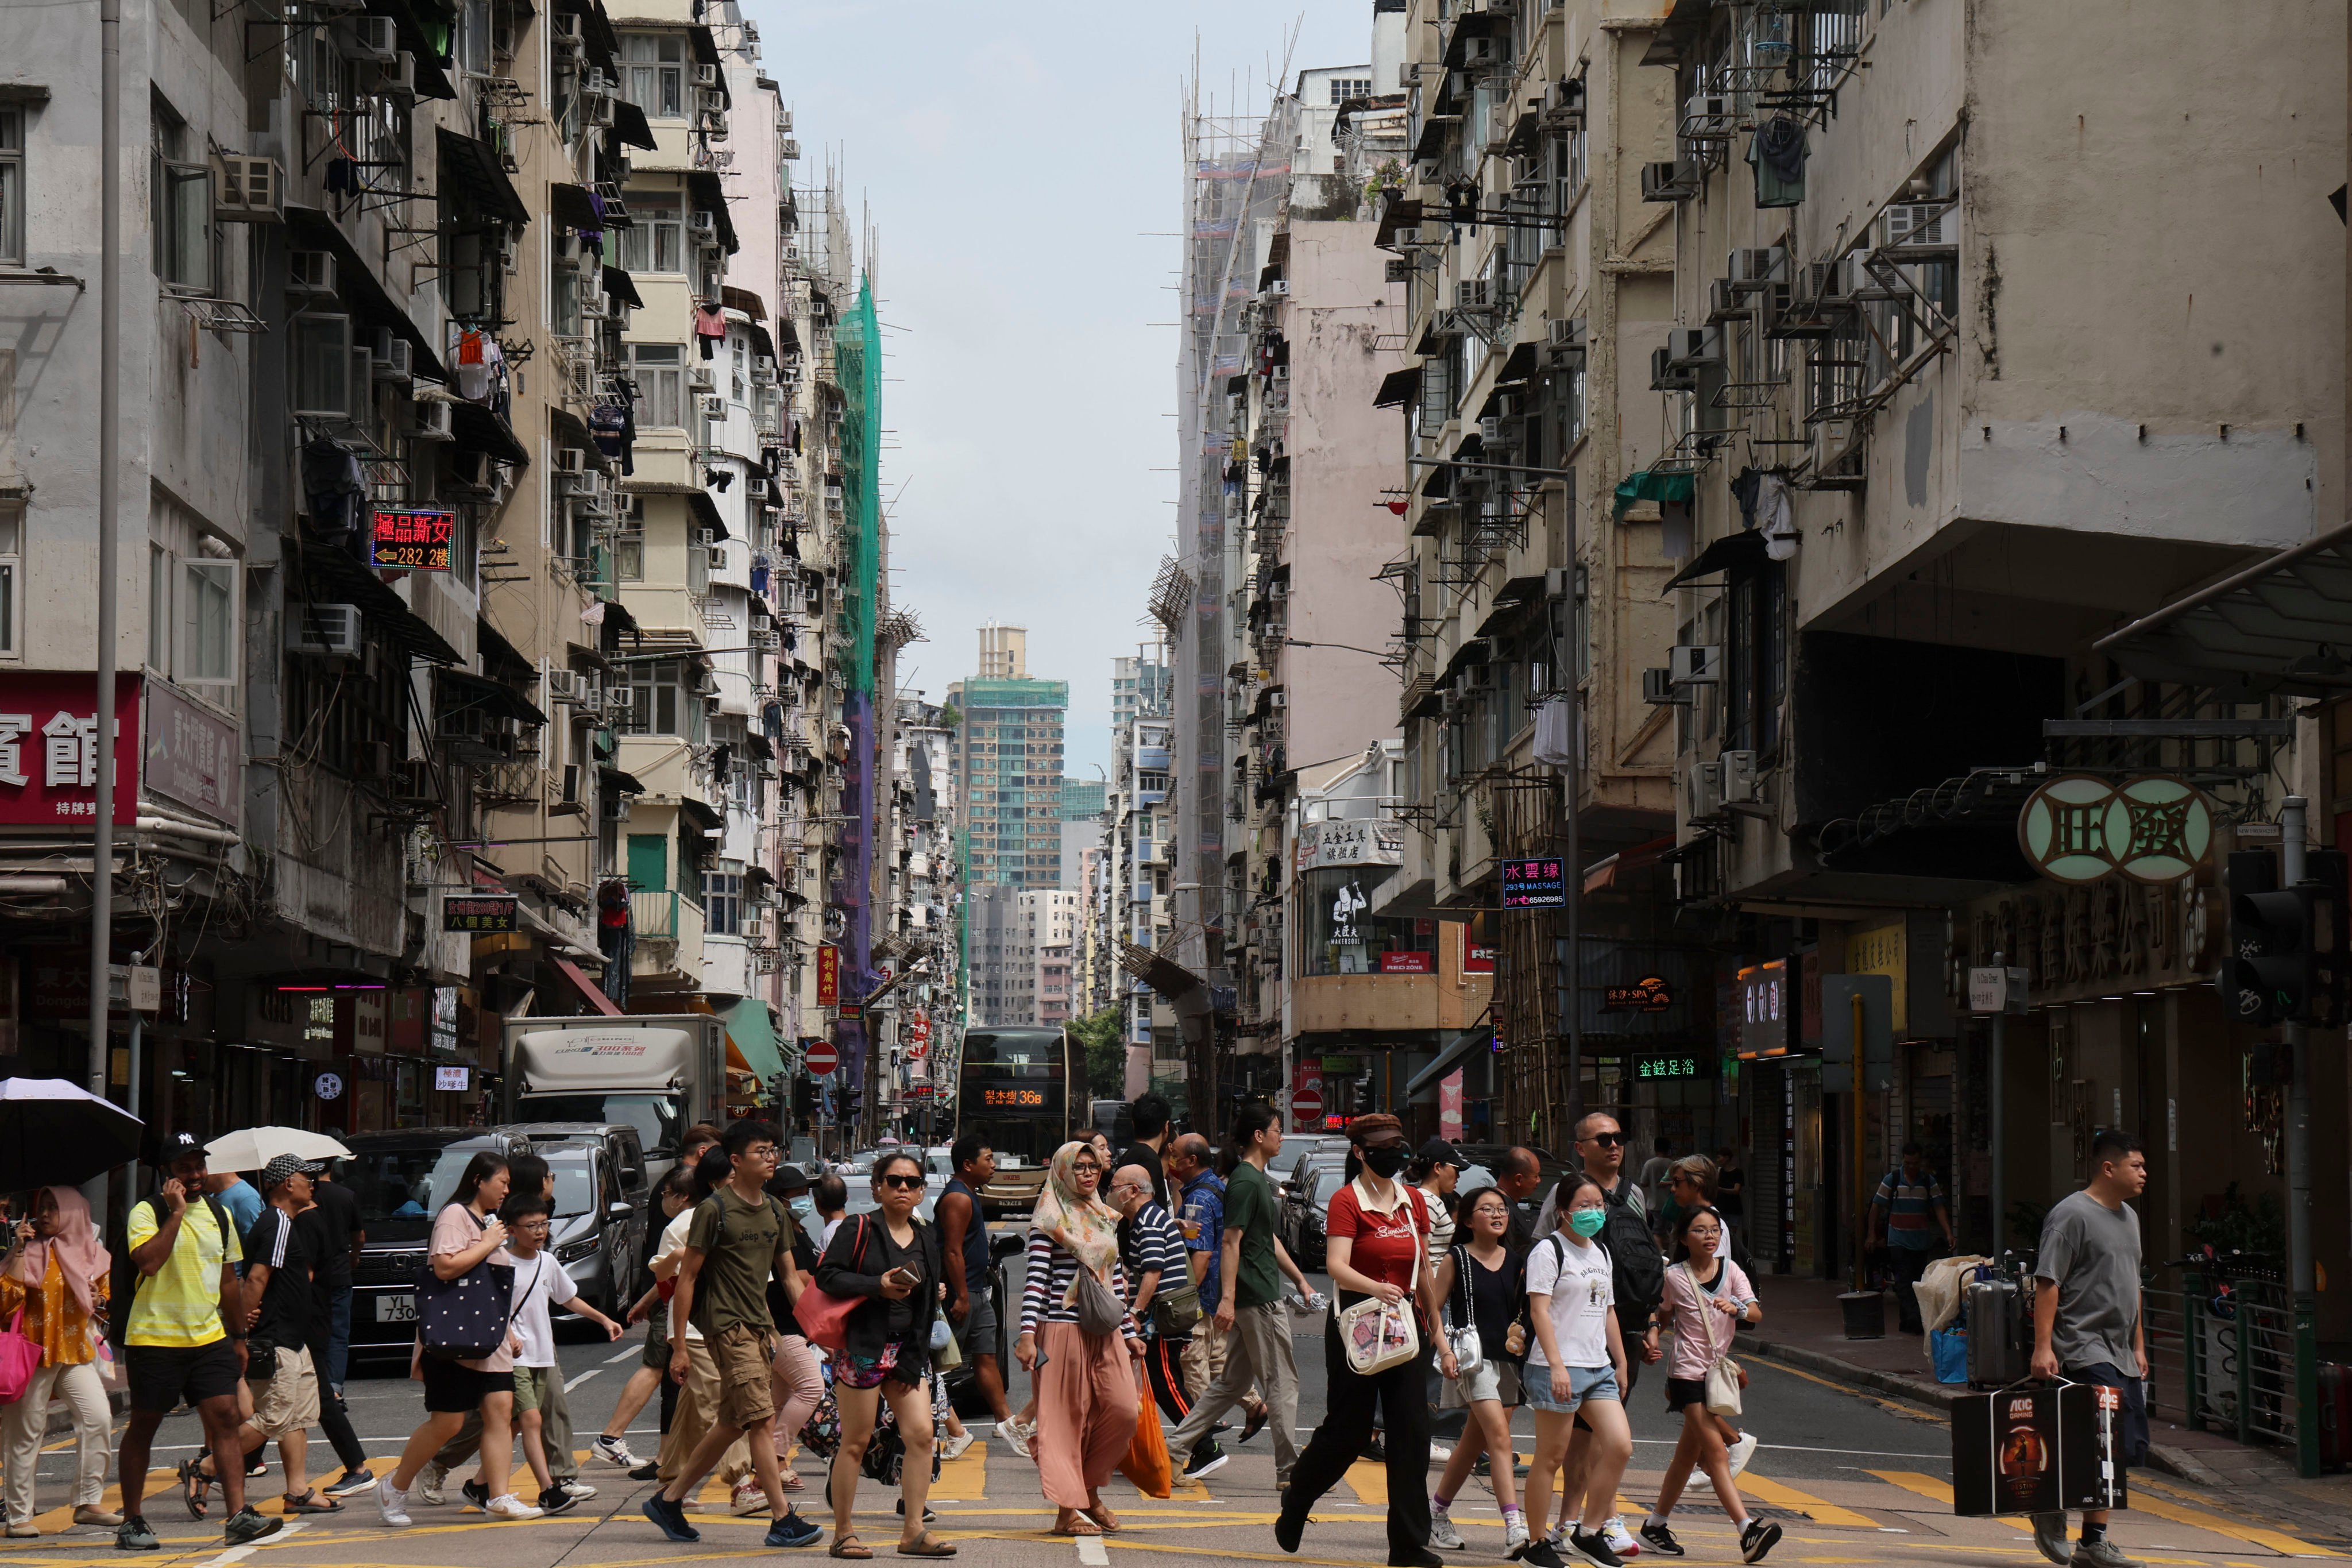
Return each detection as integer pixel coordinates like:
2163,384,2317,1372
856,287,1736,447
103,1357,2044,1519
736,1,1372,777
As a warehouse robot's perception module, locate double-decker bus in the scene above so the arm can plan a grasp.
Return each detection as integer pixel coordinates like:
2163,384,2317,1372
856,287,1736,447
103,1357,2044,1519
956,1026,1083,1215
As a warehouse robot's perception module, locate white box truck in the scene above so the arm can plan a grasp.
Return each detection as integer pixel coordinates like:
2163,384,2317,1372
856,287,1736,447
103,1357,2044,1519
501,1014,727,1178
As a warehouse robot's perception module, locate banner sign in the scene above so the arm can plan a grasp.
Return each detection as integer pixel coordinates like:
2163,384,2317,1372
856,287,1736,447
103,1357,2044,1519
442,895,518,932
1602,975,1675,1013
371,506,457,571
0,673,142,826
1295,817,1405,872
1500,856,1568,909
816,944,840,1006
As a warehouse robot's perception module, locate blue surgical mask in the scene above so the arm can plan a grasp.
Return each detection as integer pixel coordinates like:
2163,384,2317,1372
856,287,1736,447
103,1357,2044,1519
789,1196,815,1221
1568,1208,1607,1238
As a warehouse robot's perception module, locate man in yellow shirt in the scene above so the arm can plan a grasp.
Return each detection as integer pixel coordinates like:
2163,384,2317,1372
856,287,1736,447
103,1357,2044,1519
114,1131,281,1551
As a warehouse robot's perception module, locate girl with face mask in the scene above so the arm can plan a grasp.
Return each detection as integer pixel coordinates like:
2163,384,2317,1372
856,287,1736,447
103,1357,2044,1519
1273,1113,1446,1568
1519,1174,1633,1568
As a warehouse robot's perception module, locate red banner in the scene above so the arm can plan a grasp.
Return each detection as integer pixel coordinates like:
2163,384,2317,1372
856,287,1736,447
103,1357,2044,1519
1379,950,1433,974
816,944,839,1007
0,673,141,827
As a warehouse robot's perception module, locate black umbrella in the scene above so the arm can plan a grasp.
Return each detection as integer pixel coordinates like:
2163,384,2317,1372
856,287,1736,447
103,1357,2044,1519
0,1079,144,1189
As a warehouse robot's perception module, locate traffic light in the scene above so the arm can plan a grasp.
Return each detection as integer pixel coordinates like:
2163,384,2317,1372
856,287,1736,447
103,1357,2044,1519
2228,847,2349,1027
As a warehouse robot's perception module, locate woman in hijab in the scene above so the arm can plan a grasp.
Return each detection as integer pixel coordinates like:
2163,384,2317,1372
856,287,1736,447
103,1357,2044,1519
1015,1141,1144,1537
0,1187,119,1536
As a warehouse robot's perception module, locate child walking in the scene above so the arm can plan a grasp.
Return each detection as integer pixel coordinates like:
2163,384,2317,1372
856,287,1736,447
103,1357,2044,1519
1636,1207,1778,1564
1520,1174,1633,1568
503,1193,625,1513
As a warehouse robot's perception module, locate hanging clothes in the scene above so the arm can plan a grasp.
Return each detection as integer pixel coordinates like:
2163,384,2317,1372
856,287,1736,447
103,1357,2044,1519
300,439,367,542
1757,473,1800,561
454,332,503,402
1729,467,1762,530
694,303,725,361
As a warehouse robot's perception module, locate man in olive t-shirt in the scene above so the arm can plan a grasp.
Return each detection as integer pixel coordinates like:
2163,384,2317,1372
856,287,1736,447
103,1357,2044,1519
1164,1109,1301,1486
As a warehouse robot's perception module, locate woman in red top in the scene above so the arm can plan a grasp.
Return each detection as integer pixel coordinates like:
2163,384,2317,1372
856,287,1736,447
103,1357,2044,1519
1273,1115,1450,1568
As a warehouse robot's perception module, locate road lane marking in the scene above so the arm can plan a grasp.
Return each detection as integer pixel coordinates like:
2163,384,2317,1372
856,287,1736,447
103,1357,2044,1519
1733,1472,1877,1528
932,1447,987,1501
564,1368,603,1392
2125,1492,2341,1557
1863,1470,2034,1531
1341,1459,1385,1505
1074,1532,1111,1565
606,1345,644,1363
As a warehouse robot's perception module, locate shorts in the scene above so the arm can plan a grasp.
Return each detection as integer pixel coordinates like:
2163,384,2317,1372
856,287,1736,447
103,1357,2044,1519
513,1362,557,1416
250,1346,320,1439
640,1310,671,1372
839,1339,920,1391
2065,1361,2150,1470
420,1357,514,1414
1664,1377,1710,1412
955,1296,999,1358
1443,1355,1522,1408
709,1324,777,1428
125,1339,242,1415
1521,1361,1620,1415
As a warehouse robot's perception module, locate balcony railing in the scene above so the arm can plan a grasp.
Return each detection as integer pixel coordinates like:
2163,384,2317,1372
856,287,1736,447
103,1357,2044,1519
632,889,680,939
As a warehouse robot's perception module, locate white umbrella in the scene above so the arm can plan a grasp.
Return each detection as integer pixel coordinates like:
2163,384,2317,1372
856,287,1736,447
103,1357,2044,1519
204,1126,352,1173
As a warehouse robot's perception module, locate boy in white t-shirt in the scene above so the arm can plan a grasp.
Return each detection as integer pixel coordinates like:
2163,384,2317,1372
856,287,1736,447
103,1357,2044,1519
502,1194,623,1513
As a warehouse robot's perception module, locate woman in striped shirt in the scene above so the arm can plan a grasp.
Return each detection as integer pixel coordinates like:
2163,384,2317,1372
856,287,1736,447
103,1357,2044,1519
1015,1142,1143,1537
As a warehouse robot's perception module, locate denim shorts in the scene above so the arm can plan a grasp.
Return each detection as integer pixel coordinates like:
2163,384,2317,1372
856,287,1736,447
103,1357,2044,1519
1520,1361,1620,1414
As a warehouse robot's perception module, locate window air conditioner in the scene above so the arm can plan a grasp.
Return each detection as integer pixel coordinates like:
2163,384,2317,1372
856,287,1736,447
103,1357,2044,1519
292,603,363,658
341,15,397,63
1641,667,1689,706
690,210,716,237
1669,644,1720,686
551,13,583,43
1546,316,1586,358
557,446,589,473
779,137,801,161
547,670,593,706
689,365,716,391
1727,246,1785,289
1720,749,1760,805
707,545,727,570
694,63,719,86
1270,364,1289,382
288,250,337,296
1814,416,1861,470
1650,345,1695,392
213,154,283,222
1666,326,1721,367
1266,279,1288,297
697,393,727,419
373,338,412,381
413,399,455,440
747,476,770,499
374,51,417,99
1685,758,1724,821
1455,279,1492,311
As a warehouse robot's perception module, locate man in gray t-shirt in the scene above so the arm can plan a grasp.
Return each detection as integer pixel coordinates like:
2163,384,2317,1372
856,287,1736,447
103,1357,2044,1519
2027,1131,2149,1568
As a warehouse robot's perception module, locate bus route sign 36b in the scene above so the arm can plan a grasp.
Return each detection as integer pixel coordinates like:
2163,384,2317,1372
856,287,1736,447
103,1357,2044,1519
1500,857,1567,909
372,506,457,571
981,1087,1046,1109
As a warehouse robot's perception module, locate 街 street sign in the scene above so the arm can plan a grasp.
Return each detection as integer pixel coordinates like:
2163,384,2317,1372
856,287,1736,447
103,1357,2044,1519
2017,772,2214,886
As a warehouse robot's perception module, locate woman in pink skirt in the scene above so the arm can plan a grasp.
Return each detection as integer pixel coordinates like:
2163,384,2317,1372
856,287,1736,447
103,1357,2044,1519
1015,1142,1142,1536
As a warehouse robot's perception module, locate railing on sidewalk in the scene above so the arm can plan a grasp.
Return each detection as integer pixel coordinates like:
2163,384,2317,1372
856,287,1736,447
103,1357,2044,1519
2157,1257,2316,1471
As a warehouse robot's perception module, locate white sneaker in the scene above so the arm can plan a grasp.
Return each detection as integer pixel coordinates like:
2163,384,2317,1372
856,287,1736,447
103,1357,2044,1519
414,1464,446,1507
1428,1509,1466,1550
1430,1443,1453,1462
592,1435,640,1469
730,1480,767,1517
1506,1517,1531,1554
484,1493,544,1521
1727,1432,1758,1478
1604,1516,1642,1557
941,1431,975,1462
1000,1421,1032,1459
373,1476,412,1530
559,1478,598,1500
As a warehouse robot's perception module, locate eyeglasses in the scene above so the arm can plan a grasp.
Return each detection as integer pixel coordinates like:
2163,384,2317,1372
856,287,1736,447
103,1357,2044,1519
1585,1132,1627,1148
1071,1161,1102,1175
878,1173,925,1191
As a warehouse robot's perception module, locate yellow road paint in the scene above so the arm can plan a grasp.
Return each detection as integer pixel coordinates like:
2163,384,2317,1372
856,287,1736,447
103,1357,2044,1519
1861,1469,2036,1532
2125,1492,2339,1558
1341,1459,1386,1506
1733,1470,1877,1529
933,1447,988,1501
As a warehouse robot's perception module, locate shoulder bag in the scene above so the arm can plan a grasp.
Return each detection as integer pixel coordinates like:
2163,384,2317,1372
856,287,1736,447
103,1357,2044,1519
794,1214,872,1351
1679,1261,1746,1418
1148,1214,1202,1335
418,1206,519,1362
0,1310,43,1404
1334,1183,1424,1377
1073,1259,1127,1337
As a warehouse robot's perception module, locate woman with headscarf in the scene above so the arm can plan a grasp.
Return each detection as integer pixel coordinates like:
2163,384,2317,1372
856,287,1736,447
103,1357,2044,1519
0,1187,119,1536
1015,1141,1143,1538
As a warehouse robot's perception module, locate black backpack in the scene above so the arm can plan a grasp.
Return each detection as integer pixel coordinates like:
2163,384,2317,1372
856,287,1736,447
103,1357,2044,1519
106,1191,233,1355
1599,1183,1666,1331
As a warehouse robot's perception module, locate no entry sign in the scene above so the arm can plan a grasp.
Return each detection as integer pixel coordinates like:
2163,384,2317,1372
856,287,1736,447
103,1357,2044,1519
805,1040,839,1077
1289,1085,1323,1126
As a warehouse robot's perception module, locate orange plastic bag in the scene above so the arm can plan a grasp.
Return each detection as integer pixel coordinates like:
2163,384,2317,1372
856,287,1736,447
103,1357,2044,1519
1118,1382,1173,1498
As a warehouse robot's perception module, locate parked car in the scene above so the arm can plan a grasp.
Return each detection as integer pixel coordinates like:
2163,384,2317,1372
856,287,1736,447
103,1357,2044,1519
342,1127,538,1354
1282,1164,1349,1271
1267,1135,1351,1195
503,1121,653,1319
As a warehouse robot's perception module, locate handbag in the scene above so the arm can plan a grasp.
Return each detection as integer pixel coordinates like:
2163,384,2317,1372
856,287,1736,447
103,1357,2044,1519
0,1309,43,1404
418,1207,518,1362
1074,1265,1127,1336
1682,1262,1745,1418
793,1216,872,1352
1334,1182,1424,1377
1445,1243,1484,1374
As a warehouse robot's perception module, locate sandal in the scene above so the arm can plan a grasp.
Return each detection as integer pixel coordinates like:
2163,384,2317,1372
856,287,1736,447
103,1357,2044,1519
779,1469,806,1492
177,1457,211,1520
832,1534,875,1559
898,1532,957,1557
281,1490,343,1515
1082,1503,1121,1534
1051,1510,1102,1538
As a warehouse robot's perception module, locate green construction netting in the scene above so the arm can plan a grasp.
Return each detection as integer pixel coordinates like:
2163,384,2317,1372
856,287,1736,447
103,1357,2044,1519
837,277,881,696
1612,468,1696,519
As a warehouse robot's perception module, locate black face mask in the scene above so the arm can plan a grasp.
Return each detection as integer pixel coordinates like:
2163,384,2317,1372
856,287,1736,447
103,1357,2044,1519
1363,1145,1409,1179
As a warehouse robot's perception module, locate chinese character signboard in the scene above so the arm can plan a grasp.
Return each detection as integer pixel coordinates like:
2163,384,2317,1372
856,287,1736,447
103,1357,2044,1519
434,1065,472,1092
442,895,519,932
0,673,141,827
1632,1049,1710,1082
1500,857,1568,909
1295,817,1405,872
2017,772,2215,886
816,944,840,1007
144,679,238,825
371,506,457,571
1602,975,1675,1013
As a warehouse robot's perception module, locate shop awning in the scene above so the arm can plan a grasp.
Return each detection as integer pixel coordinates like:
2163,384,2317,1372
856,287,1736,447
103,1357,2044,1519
722,998,785,1085
678,795,724,832
436,126,532,227
1116,937,1202,999
1494,341,1539,386
549,181,600,231
1584,833,1676,893
603,266,643,309
438,667,546,725
2093,515,2352,698
299,540,462,665
721,285,766,321
686,169,739,254
550,954,623,1017
597,764,646,794
609,102,658,153
1612,467,1696,519
448,398,531,468
1374,366,1421,410
1662,527,1768,592
1405,1026,1491,1098
1374,198,1423,249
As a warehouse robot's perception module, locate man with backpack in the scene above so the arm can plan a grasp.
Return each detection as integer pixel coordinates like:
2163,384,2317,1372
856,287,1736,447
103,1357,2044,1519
113,1132,282,1551
1870,1144,1954,1336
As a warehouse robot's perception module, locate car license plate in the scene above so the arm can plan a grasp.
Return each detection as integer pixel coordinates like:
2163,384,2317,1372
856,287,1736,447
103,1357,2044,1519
376,1293,418,1323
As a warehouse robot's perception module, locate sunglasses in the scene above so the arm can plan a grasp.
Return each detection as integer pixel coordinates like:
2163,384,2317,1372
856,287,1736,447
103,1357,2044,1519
877,1172,926,1191
1585,1132,1627,1147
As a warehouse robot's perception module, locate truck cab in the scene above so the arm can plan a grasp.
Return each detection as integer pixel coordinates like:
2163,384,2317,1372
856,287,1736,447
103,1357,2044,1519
502,1015,727,1184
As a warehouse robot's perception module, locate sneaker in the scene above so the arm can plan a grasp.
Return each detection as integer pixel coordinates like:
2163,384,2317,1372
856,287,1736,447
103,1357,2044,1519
593,1435,641,1469
627,1460,662,1482
1428,1510,1466,1551
322,1468,378,1500
538,1488,580,1516
731,1480,768,1517
940,1430,975,1462
998,1421,1031,1460
1519,1541,1566,1568
223,1507,283,1547
1505,1517,1531,1555
1638,1523,1685,1557
1568,1525,1624,1568
1603,1516,1641,1557
2071,1542,2144,1568
766,1511,824,1550
115,1516,161,1552
2031,1515,2072,1567
246,1457,269,1480
643,1492,700,1543
415,1464,447,1507
373,1477,412,1530
1182,1445,1229,1481
1239,1407,1269,1445
558,1478,598,1500
894,1500,938,1524
1430,1443,1454,1463
461,1480,491,1512
1739,1520,1783,1565
1726,1432,1758,1478
484,1494,544,1521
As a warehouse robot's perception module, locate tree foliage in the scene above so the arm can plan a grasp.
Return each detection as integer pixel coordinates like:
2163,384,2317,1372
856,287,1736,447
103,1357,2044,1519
1071,1005,1125,1104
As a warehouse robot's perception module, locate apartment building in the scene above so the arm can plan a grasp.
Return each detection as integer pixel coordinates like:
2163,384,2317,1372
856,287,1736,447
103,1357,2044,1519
945,625,1069,891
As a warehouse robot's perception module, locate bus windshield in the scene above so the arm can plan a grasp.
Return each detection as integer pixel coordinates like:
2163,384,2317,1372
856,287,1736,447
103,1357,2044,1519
959,1028,1071,1165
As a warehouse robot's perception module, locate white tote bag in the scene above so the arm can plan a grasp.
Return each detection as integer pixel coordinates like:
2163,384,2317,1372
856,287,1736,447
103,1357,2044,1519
1679,1262,1745,1418
1334,1183,1425,1377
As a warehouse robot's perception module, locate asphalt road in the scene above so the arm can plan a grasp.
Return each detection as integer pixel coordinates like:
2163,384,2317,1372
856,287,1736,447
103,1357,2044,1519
2,1271,2330,1568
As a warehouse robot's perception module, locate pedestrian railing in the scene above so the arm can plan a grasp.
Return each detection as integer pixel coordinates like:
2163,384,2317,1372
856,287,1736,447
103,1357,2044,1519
2162,1260,2316,1469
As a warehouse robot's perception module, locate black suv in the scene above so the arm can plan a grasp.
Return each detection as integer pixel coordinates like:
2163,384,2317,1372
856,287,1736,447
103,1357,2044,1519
500,1122,653,1319
342,1128,536,1355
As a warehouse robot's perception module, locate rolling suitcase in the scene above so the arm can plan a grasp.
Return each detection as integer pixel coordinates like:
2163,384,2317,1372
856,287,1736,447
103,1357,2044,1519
2319,1363,2352,1471
1965,1273,2027,1388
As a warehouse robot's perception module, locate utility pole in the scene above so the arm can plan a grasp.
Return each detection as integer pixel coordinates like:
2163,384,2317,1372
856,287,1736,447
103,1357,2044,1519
88,0,123,1102
2281,795,2318,1476
1990,948,2007,1260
